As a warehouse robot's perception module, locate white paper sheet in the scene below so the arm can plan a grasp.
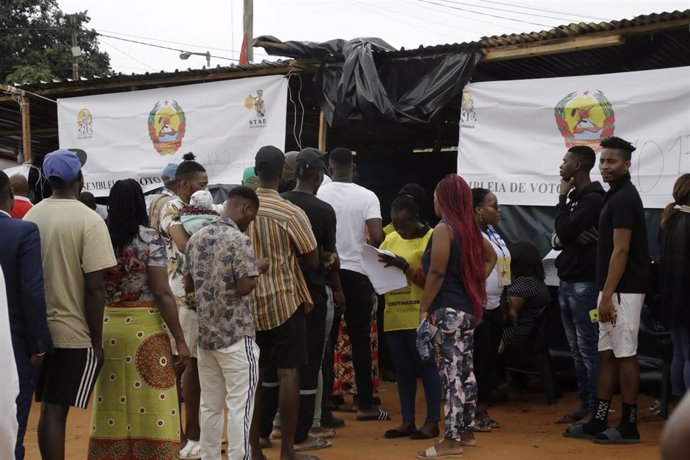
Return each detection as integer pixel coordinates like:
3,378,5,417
542,249,561,287
360,244,409,295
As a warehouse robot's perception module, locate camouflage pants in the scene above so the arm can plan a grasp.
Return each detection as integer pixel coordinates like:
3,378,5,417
433,308,477,440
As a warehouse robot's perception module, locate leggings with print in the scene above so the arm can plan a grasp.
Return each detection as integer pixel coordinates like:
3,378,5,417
433,307,477,440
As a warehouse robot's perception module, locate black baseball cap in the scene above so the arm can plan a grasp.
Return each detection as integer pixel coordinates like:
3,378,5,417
255,145,285,174
296,148,326,175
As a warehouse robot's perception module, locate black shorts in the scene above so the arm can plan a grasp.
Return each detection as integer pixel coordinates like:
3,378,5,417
256,306,307,370
36,348,103,409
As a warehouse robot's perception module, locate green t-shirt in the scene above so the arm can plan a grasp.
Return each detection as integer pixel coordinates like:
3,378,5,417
380,228,433,332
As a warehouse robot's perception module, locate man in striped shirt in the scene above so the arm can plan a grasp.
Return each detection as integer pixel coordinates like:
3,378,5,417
247,146,319,460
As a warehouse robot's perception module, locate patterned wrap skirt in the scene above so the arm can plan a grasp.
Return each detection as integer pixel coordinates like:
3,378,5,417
88,304,180,460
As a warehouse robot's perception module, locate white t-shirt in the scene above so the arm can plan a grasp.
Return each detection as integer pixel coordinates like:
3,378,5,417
317,181,381,275
483,227,511,310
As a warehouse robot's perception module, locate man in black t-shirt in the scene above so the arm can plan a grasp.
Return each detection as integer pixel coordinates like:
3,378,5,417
280,148,346,450
565,136,649,444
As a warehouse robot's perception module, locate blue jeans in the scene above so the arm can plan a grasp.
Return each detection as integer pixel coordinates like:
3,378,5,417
670,326,690,396
386,329,441,424
558,281,600,413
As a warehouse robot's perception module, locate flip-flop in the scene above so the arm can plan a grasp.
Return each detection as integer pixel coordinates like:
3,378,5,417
563,424,596,440
410,430,438,440
416,444,463,459
556,411,589,424
385,428,414,439
592,427,641,445
309,427,337,439
294,436,332,452
356,408,391,421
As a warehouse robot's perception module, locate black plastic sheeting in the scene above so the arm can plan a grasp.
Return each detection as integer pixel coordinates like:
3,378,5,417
255,36,482,127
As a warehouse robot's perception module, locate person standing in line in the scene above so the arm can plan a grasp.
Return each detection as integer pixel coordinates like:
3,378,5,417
186,186,266,460
317,147,390,422
9,174,33,219
247,146,320,460
160,153,208,460
24,149,116,460
0,171,53,459
0,264,20,460
88,179,190,459
149,163,179,234
552,145,605,425
564,136,649,444
416,174,494,459
378,184,441,440
281,148,345,447
659,174,690,396
471,188,509,432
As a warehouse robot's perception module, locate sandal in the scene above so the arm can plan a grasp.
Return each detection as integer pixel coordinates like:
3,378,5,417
179,439,201,460
294,436,332,452
416,444,463,459
562,424,596,440
356,408,391,421
592,427,641,445
309,426,336,439
556,410,589,424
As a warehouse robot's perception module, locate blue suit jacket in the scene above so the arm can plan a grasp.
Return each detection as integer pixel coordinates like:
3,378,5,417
0,212,52,357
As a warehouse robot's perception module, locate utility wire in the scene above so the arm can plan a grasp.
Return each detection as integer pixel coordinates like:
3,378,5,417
474,0,607,21
413,0,555,28
96,33,238,62
401,0,527,32
99,38,159,72
434,0,583,22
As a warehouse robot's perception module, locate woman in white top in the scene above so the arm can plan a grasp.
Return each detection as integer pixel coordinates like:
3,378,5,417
472,188,511,432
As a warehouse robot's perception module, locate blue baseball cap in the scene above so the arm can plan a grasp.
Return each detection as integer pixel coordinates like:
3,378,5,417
43,149,82,182
162,163,178,179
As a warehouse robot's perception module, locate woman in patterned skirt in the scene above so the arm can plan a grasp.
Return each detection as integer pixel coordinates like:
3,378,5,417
88,179,190,459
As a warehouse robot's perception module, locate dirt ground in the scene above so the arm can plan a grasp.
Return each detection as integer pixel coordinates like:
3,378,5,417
24,382,664,459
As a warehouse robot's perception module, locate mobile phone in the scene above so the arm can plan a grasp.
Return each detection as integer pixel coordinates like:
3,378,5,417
589,308,599,323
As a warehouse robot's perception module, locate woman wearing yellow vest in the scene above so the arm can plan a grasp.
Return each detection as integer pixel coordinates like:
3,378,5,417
378,184,441,440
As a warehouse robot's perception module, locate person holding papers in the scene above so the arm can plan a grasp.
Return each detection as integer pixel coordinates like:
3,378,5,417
378,184,441,440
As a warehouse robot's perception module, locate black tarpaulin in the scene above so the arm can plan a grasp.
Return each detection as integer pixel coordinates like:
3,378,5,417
255,36,482,126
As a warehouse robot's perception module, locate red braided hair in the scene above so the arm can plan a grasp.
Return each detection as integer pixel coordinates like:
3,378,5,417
435,174,487,320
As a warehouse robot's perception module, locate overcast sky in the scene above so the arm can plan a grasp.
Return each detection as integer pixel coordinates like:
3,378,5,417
56,0,688,75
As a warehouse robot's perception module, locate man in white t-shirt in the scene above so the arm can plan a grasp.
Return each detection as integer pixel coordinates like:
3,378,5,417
317,147,389,421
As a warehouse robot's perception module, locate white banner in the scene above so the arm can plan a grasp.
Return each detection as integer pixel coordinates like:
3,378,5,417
58,75,288,197
458,67,690,208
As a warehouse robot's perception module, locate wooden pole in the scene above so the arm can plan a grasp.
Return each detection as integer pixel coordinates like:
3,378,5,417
21,95,31,163
318,111,327,153
243,0,253,62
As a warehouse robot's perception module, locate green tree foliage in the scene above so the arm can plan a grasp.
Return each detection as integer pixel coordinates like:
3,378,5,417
0,0,112,84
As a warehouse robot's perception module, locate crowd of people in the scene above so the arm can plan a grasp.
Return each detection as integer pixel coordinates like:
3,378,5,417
0,134,688,459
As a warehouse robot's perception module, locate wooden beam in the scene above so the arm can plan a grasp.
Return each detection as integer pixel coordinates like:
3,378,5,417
318,111,328,153
483,35,625,62
21,96,31,163
0,127,58,137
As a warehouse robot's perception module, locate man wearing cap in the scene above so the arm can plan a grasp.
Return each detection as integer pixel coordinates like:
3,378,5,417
148,163,179,234
247,146,320,460
280,148,346,447
24,149,116,460
0,170,52,459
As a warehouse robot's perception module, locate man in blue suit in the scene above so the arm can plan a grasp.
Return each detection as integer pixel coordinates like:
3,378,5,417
0,170,52,459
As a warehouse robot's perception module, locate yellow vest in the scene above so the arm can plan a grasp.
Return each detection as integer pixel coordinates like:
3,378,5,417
380,228,433,332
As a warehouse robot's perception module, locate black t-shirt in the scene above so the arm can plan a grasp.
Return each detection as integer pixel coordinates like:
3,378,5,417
281,190,337,305
596,174,649,293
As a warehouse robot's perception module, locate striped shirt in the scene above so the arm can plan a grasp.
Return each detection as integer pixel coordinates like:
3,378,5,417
248,188,317,331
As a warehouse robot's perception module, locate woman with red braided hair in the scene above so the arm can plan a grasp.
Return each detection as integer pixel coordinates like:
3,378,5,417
417,174,496,459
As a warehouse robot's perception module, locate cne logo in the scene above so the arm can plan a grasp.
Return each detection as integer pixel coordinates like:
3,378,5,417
554,90,615,152
244,89,267,128
77,108,93,139
148,100,186,155
460,91,476,129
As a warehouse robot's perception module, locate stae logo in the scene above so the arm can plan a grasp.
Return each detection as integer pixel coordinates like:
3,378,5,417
245,89,267,128
148,100,186,155
77,108,93,139
554,90,615,152
460,91,476,129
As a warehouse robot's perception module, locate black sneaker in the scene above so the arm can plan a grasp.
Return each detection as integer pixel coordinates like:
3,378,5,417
321,413,345,428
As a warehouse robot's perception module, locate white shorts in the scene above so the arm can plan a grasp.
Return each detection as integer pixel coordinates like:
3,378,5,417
597,292,645,358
